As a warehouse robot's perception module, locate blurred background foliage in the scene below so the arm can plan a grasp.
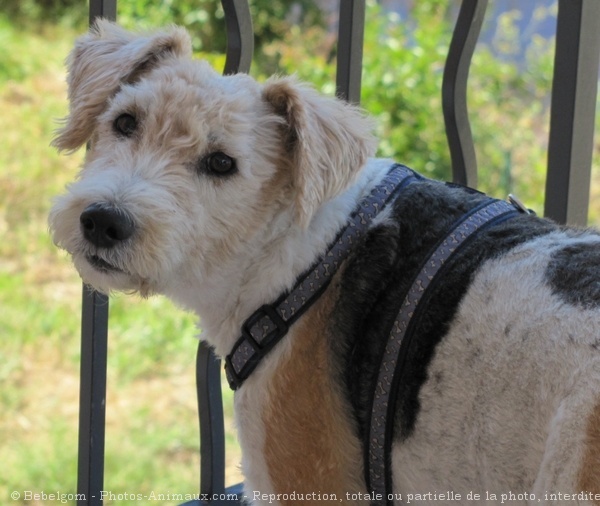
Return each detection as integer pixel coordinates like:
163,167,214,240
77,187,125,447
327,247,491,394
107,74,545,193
1,0,582,213
1,0,598,504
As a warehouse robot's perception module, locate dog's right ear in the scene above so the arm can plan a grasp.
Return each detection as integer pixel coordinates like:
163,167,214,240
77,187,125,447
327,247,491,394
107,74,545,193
53,19,192,152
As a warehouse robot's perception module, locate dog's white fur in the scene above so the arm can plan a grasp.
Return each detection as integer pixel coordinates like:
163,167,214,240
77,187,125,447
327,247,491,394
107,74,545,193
50,21,600,505
394,231,600,496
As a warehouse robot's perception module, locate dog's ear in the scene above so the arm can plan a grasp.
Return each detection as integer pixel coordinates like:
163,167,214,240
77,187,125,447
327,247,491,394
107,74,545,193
53,19,192,152
262,76,377,228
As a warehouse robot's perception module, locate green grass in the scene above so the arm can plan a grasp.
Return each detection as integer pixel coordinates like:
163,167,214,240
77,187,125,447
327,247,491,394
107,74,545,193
0,19,241,506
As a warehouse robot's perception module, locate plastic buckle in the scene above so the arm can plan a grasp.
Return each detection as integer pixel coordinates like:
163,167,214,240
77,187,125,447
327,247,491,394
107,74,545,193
224,305,288,391
224,357,241,390
241,304,288,351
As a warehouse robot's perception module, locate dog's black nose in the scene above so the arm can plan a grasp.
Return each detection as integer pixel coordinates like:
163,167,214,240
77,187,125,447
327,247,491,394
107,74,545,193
80,203,135,249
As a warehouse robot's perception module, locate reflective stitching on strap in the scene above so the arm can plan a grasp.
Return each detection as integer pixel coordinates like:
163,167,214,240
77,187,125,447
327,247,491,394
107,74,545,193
225,164,418,390
366,199,520,503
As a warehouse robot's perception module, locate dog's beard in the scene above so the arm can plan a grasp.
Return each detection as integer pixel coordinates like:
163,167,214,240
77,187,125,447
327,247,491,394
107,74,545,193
51,209,178,299
71,250,157,297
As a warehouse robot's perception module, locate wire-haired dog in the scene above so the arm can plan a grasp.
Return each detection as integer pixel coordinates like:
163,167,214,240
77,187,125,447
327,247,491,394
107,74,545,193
50,21,600,505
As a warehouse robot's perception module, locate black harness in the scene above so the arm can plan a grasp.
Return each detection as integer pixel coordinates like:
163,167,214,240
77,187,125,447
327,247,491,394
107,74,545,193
224,165,527,501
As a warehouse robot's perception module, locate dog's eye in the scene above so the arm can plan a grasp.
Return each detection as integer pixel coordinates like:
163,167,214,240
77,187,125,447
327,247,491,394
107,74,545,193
113,113,138,137
203,152,237,176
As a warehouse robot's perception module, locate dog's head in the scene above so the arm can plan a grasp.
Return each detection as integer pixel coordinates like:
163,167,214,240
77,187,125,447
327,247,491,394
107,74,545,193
49,20,376,297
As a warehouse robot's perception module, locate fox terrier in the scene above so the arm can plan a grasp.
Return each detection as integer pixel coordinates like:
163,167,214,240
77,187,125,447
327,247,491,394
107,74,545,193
50,21,600,505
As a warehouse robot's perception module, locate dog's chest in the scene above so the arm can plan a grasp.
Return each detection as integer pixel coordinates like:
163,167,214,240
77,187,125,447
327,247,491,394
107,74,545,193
235,276,367,502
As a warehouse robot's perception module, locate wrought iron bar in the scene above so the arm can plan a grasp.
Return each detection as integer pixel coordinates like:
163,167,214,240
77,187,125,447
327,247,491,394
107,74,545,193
193,2,253,502
222,0,254,75
336,0,366,104
544,0,600,226
77,286,109,506
78,4,116,506
197,342,226,497
88,0,116,26
442,0,488,186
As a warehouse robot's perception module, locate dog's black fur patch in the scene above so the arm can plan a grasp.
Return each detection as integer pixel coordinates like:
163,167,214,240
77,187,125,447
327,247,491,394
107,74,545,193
329,177,557,444
545,240,600,309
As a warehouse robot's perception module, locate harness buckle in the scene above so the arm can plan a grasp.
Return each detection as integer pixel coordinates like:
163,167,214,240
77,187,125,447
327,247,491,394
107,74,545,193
225,305,289,390
224,356,241,390
508,194,536,215
241,304,288,351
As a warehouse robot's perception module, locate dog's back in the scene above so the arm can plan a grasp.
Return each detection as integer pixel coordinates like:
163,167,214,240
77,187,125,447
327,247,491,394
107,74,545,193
324,173,600,499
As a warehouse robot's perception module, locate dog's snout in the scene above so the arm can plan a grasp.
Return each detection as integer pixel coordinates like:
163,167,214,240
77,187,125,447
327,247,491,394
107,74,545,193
80,203,135,248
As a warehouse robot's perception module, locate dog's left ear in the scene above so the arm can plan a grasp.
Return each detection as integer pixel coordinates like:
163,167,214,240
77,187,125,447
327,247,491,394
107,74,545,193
262,77,377,228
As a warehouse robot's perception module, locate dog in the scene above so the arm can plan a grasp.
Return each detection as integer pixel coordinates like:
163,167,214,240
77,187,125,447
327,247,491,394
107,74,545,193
49,21,600,505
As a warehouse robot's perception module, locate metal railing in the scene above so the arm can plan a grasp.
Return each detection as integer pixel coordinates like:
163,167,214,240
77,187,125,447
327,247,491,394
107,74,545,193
77,1,600,504
544,0,600,225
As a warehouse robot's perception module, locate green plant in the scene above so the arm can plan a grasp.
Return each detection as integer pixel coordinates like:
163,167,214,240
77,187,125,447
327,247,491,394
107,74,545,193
268,1,564,215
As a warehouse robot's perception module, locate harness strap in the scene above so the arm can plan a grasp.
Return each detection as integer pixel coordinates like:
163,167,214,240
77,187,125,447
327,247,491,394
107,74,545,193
225,164,419,391
366,198,522,503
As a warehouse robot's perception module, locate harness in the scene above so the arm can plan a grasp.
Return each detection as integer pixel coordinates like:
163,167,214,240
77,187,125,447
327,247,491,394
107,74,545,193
224,164,528,501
